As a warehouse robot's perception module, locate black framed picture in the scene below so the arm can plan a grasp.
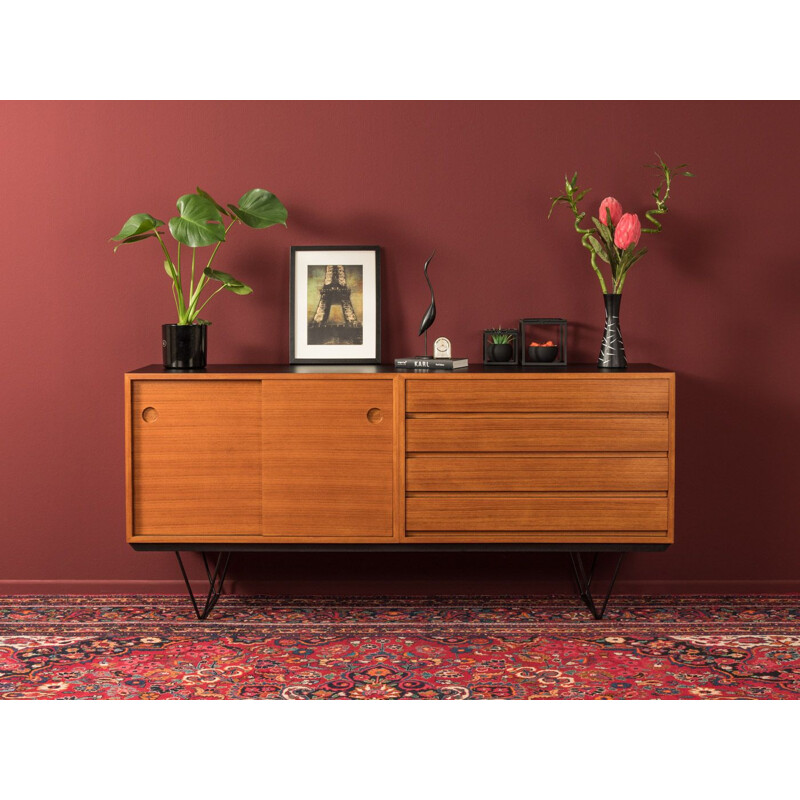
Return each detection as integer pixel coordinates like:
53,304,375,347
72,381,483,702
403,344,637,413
290,246,381,364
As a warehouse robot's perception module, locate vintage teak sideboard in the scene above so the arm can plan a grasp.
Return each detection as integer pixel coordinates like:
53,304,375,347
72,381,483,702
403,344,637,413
124,365,675,618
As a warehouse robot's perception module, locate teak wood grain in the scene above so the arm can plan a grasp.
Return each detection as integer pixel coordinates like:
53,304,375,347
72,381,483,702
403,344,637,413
261,379,395,538
406,415,668,452
403,531,669,544
130,380,262,539
392,375,406,540
125,368,676,546
406,454,669,492
406,378,670,413
406,495,669,532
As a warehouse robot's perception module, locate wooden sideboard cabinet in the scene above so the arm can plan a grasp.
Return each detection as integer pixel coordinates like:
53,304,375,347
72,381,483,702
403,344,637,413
125,365,675,617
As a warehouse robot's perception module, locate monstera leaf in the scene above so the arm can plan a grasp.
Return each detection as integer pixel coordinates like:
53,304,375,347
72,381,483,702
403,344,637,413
169,194,226,247
111,186,286,325
203,268,253,295
196,186,230,217
110,213,165,250
228,188,287,229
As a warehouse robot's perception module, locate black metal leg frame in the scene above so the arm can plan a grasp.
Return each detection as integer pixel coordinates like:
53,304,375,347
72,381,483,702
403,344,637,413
568,551,626,620
133,544,667,621
175,551,231,620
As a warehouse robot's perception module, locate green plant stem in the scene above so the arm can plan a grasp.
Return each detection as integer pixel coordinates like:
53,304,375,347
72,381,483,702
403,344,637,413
643,207,666,234
205,219,237,273
170,281,180,315
194,285,226,316
584,239,608,293
569,199,608,294
642,163,672,234
189,248,196,307
154,230,187,321
186,272,208,320
176,243,184,318
183,218,239,322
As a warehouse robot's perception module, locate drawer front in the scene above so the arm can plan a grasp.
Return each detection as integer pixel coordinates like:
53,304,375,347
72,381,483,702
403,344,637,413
406,378,669,413
406,415,668,452
406,495,668,532
407,454,669,492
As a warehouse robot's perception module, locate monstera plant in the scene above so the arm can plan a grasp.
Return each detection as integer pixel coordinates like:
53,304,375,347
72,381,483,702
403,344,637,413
111,187,287,325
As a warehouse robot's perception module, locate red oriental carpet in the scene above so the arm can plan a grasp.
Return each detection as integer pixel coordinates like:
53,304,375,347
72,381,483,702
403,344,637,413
0,595,798,699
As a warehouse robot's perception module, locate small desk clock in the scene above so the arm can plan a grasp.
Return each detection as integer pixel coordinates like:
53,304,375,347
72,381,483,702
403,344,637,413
433,337,451,359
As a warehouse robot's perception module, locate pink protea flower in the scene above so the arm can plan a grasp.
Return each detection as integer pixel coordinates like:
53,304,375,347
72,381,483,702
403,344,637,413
598,197,623,227
614,213,642,249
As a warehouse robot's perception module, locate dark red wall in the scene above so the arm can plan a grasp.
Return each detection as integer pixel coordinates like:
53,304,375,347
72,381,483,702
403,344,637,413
2,101,799,593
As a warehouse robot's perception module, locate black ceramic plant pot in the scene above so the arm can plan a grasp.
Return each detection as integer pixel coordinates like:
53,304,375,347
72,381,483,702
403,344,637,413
598,293,626,369
490,343,513,362
162,324,207,370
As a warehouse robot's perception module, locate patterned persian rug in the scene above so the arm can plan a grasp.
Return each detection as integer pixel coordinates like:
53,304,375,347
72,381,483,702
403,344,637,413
0,595,798,699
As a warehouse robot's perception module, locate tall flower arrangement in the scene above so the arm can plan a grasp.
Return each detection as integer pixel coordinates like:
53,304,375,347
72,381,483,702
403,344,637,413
548,155,692,294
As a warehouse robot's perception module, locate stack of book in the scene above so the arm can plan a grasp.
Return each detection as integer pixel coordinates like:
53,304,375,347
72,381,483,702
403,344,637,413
394,356,469,370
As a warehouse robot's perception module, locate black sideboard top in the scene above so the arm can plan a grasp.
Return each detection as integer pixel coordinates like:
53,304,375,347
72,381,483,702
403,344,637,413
127,363,672,375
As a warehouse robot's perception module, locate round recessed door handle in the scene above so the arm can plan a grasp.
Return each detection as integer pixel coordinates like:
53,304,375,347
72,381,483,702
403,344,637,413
142,407,159,423
366,408,383,423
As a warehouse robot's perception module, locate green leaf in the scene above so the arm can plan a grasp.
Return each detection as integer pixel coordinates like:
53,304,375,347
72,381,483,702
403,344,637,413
592,217,614,248
619,247,648,277
228,188,288,229
112,233,156,252
195,318,212,325
587,235,610,263
203,267,253,295
110,213,165,242
547,195,568,218
683,171,695,177
168,193,226,248
618,243,639,271
163,259,176,279
196,187,230,217
630,246,648,264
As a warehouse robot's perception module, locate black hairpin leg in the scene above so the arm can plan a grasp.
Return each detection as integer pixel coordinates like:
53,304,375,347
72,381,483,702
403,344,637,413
568,552,625,620
175,551,231,620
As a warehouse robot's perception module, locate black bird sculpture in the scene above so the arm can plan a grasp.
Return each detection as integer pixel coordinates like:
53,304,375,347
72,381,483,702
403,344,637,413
418,249,436,356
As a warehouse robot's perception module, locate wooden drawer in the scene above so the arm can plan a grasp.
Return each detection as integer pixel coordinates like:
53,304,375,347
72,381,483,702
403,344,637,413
406,494,668,531
406,415,668,452
406,378,669,413
406,454,669,492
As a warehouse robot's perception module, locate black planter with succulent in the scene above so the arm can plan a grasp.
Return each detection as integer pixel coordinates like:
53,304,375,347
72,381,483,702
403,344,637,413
111,187,288,369
484,328,517,364
549,155,692,369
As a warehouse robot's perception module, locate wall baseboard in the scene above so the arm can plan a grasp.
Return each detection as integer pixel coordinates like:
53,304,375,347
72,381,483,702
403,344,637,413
1,579,799,595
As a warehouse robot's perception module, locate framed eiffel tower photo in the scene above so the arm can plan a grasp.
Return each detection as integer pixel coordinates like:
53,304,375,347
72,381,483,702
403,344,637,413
290,246,381,364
